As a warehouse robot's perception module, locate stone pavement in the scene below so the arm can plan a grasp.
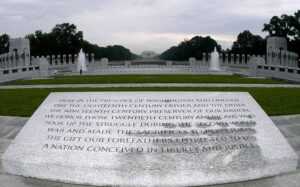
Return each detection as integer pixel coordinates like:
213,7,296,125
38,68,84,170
1,83,300,89
0,115,300,187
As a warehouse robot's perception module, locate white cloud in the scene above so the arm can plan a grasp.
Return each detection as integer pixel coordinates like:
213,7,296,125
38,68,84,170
0,0,299,54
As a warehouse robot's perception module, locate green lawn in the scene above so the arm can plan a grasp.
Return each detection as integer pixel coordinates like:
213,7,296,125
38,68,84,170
1,87,300,117
6,74,286,85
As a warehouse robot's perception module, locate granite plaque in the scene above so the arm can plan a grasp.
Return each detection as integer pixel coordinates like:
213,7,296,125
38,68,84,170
2,92,298,186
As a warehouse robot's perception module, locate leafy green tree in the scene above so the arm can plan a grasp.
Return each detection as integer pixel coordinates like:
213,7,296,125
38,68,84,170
160,36,221,60
263,15,294,37
231,30,266,55
0,34,9,54
26,23,136,60
26,23,83,56
82,40,137,60
291,10,300,39
263,10,300,57
51,23,83,54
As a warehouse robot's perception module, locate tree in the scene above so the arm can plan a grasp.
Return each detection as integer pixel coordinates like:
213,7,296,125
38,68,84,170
288,10,300,56
81,40,137,60
51,23,83,54
0,34,9,54
26,23,136,60
160,36,221,60
231,30,266,55
263,15,294,38
26,23,83,56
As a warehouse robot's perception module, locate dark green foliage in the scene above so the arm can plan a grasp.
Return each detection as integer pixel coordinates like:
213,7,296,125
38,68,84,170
0,34,9,54
160,36,221,60
231,30,266,55
263,15,294,37
26,23,83,56
81,40,137,60
26,23,136,60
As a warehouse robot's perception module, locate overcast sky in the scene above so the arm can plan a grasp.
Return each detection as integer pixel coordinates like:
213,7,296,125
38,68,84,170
0,0,299,54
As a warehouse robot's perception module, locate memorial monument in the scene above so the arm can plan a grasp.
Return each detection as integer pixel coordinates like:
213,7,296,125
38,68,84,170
9,38,31,66
2,92,298,186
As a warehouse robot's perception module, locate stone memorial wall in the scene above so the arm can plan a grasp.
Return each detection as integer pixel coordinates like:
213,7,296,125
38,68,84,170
2,92,298,186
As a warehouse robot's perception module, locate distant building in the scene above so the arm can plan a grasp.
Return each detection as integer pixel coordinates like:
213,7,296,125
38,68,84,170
141,51,158,59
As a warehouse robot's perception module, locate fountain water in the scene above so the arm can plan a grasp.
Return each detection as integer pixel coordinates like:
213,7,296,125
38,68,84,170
77,49,87,72
209,47,221,71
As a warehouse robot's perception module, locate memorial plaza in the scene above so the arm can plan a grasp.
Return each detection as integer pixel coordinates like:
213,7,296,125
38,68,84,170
1,1,300,186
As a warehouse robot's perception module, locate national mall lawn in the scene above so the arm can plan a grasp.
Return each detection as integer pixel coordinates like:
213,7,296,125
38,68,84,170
1,87,300,117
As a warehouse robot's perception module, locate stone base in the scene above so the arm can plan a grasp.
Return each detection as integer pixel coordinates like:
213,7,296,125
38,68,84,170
1,92,298,186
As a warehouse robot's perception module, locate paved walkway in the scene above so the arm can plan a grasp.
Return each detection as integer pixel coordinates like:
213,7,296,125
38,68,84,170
0,115,300,187
1,83,300,89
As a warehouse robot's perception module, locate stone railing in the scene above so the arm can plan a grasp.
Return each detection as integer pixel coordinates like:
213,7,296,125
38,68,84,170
42,53,95,66
1,50,299,82
220,53,255,69
0,52,95,82
0,64,41,83
266,49,298,68
0,52,31,69
252,64,300,82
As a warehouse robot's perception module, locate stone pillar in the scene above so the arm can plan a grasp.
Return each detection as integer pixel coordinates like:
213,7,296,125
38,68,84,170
235,54,241,64
2,54,5,68
124,61,131,68
5,54,9,68
15,53,19,67
249,56,265,77
39,56,49,77
166,61,172,67
242,54,245,65
51,55,56,65
63,55,67,64
224,53,228,65
2,55,5,68
91,53,95,64
24,51,30,66
229,54,233,64
68,54,72,64
189,57,196,67
46,55,50,65
3,54,6,68
246,54,251,64
57,55,61,65
100,58,108,68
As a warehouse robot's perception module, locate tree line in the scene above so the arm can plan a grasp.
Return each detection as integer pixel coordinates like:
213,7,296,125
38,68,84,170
0,10,299,60
160,10,300,60
0,23,137,60
160,36,221,60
